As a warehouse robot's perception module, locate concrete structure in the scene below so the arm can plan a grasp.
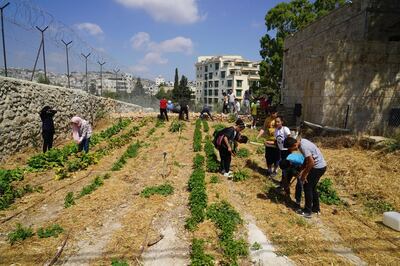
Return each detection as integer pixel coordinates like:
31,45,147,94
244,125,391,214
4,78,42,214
155,75,165,86
195,55,260,105
0,77,151,160
282,0,400,134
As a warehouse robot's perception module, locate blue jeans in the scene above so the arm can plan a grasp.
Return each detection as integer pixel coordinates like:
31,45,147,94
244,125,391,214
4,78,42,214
78,137,90,153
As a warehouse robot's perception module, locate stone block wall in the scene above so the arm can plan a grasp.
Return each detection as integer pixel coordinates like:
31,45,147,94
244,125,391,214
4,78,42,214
282,0,400,134
0,77,150,160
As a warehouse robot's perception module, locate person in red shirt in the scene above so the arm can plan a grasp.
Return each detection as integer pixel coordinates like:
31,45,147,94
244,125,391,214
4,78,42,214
159,97,168,121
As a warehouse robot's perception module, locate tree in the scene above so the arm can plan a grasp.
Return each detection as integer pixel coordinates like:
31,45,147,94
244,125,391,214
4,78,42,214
89,82,97,95
37,74,50,85
174,68,179,91
132,77,145,96
155,86,171,100
172,75,192,102
259,0,346,103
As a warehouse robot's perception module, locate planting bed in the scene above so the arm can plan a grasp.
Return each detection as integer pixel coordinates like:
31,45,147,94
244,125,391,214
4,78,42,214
0,113,399,265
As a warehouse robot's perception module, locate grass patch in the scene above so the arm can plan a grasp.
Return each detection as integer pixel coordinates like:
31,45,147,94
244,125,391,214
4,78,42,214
236,148,250,158
64,192,75,208
190,238,214,266
111,259,129,266
37,224,64,238
232,169,250,182
364,198,394,215
140,184,174,198
147,127,156,137
169,120,185,133
317,178,341,205
288,216,308,227
8,223,34,245
210,175,220,184
207,201,248,264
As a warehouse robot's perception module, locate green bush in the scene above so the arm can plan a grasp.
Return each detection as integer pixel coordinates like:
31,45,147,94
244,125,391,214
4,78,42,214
190,239,214,266
193,120,202,152
169,120,185,133
37,224,64,238
8,223,34,245
193,154,205,169
236,148,250,158
141,184,174,198
0,169,33,210
232,169,250,182
317,178,341,205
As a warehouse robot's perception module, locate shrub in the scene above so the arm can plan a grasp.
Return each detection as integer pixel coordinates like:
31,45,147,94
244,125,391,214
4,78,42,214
202,120,210,133
193,154,205,169
169,120,185,133
0,169,32,210
236,148,250,158
193,119,202,152
232,169,250,182
64,192,75,208
8,223,34,245
317,178,341,205
37,224,64,238
190,239,214,266
141,184,174,198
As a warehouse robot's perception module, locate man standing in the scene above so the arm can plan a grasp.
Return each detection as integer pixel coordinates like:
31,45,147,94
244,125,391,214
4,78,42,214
228,90,235,113
179,98,189,121
284,137,327,218
159,97,168,121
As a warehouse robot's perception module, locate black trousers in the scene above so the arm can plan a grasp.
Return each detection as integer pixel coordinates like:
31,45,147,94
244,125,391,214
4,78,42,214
222,104,229,114
42,130,54,153
303,167,327,213
200,110,213,120
160,108,168,121
179,106,189,120
219,147,231,173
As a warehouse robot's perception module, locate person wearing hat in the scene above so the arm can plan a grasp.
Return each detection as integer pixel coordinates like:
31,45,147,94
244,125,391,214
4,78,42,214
216,119,247,177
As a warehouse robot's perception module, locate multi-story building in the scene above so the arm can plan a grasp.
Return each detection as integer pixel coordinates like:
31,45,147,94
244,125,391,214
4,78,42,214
155,75,165,86
194,55,260,105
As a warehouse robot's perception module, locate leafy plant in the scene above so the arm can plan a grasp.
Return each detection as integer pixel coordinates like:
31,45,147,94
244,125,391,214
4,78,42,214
193,154,205,169
0,169,34,210
111,259,129,266
111,141,141,171
147,127,156,138
8,223,34,245
364,198,394,215
204,139,219,173
37,224,64,238
169,120,185,133
202,120,210,133
207,201,248,264
317,178,341,205
77,175,104,198
236,148,250,158
193,119,203,152
141,184,174,198
155,119,165,128
210,175,220,184
232,169,250,182
64,192,75,208
251,242,262,251
190,238,214,266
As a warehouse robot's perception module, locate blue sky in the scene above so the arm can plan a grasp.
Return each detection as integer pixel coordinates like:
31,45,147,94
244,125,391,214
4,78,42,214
6,0,283,81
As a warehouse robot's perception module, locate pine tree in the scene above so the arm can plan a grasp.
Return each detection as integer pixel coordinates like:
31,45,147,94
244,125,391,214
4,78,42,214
174,68,179,91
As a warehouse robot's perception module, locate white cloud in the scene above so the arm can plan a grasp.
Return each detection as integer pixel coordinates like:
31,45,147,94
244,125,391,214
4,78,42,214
150,36,193,55
130,32,150,50
48,52,65,64
140,52,168,65
115,0,202,24
75,22,104,36
130,65,149,74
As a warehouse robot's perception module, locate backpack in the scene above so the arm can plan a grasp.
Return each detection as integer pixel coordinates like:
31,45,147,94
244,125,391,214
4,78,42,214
212,129,225,149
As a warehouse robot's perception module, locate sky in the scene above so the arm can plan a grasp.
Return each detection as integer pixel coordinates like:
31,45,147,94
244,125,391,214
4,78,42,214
5,0,284,81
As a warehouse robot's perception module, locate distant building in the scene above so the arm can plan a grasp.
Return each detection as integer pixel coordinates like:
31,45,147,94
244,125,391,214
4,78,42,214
155,75,165,86
195,55,260,105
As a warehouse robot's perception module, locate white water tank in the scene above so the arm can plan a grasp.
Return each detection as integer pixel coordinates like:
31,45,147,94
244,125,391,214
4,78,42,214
383,212,400,231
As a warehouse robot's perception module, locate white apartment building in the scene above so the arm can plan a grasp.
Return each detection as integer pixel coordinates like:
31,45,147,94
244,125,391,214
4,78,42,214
155,75,165,86
195,55,260,105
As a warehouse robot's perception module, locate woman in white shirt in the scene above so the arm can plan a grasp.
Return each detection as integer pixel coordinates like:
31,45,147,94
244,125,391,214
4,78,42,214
274,116,291,188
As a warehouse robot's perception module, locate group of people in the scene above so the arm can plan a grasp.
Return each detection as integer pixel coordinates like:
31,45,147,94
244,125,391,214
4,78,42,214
214,107,327,218
39,106,92,154
159,97,189,122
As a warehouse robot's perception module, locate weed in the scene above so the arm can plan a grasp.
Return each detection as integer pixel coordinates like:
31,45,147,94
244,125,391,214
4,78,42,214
256,146,264,154
37,224,64,238
169,120,185,133
174,161,184,168
147,127,156,137
236,148,250,158
232,169,250,182
111,141,141,171
111,259,129,266
210,175,220,184
64,192,75,208
190,238,214,266
251,242,262,251
317,178,341,205
288,216,308,227
141,184,174,198
364,198,394,215
8,223,34,245
155,119,165,128
77,176,104,198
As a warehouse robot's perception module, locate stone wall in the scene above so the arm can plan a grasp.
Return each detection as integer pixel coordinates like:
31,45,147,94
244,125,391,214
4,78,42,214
282,0,400,134
0,77,151,160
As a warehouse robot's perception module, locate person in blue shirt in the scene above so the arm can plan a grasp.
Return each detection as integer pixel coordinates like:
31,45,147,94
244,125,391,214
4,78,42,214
279,152,305,208
167,100,174,113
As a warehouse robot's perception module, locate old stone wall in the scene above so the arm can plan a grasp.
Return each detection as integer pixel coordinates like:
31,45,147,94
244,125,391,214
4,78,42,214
282,0,400,134
0,77,150,160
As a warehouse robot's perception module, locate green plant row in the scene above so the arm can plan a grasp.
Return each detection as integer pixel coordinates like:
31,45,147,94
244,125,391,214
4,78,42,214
140,183,174,198
0,169,39,210
8,223,64,245
111,141,141,171
27,118,132,171
204,139,219,173
190,238,215,266
169,120,185,133
186,154,207,231
206,201,248,265
193,119,202,152
202,120,209,133
64,173,110,208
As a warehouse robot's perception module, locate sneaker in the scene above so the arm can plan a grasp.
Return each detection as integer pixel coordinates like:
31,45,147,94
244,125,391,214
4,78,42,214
312,211,321,216
295,208,303,215
224,172,232,178
302,212,312,219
